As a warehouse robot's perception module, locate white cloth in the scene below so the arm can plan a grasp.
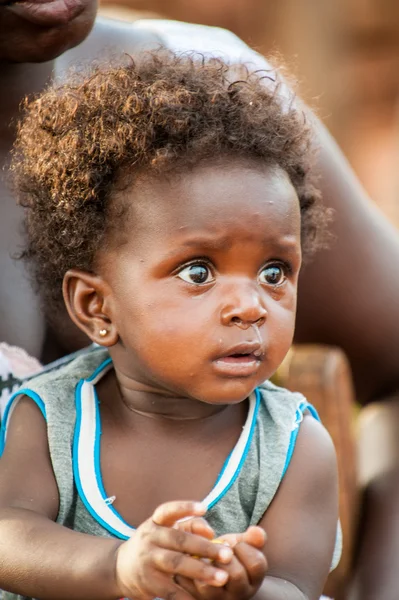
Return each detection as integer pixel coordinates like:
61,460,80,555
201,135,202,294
0,343,41,417
134,19,295,111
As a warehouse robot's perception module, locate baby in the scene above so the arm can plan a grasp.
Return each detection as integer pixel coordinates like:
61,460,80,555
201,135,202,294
0,51,340,600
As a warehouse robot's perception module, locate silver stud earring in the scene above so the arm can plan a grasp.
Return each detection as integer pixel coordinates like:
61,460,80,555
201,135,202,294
99,329,108,337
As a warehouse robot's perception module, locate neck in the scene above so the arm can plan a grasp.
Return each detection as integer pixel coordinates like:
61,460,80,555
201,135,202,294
113,368,229,422
0,60,54,151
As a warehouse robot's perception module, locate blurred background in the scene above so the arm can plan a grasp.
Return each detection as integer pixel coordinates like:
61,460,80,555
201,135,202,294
98,0,399,227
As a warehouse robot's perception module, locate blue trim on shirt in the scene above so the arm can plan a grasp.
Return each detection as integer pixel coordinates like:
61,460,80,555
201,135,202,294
0,389,47,456
303,402,320,421
281,400,320,477
214,450,233,486
32,344,98,379
87,357,112,383
207,388,261,510
72,378,130,540
92,387,133,531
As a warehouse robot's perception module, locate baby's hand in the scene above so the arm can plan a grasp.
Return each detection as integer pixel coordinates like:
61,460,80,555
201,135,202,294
215,525,266,550
114,501,233,600
176,526,267,600
175,515,215,540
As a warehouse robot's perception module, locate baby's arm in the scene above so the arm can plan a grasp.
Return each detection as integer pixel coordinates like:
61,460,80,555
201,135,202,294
0,398,233,600
254,414,338,600
0,397,122,599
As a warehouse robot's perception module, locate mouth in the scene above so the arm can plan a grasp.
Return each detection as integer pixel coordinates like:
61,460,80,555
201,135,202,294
213,341,265,378
2,0,87,26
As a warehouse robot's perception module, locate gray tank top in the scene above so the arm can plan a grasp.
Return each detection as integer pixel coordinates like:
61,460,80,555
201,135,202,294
0,346,341,600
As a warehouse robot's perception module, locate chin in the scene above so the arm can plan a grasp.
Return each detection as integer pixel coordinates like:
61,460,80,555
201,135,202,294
0,6,96,63
197,381,259,405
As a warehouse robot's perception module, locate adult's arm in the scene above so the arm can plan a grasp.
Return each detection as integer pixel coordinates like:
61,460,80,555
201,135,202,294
347,461,399,600
295,118,399,405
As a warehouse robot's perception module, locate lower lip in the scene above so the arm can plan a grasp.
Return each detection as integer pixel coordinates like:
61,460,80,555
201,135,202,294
213,356,261,377
5,0,86,26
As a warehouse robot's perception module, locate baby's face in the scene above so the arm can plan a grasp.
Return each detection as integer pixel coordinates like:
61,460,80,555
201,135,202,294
99,161,302,405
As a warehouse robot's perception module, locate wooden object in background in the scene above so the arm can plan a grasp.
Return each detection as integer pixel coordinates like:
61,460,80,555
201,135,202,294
277,345,359,600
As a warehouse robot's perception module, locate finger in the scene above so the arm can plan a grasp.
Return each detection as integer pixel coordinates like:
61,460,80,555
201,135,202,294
149,572,198,600
175,575,201,598
214,532,245,547
152,548,229,587
216,554,249,596
233,542,268,586
152,501,206,527
154,528,233,564
242,526,267,549
194,579,223,600
176,517,215,540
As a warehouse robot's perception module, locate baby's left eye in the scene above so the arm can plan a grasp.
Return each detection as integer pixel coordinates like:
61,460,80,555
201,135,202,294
177,263,214,285
258,265,286,286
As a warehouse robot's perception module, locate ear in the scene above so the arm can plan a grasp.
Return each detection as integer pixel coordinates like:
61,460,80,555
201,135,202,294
63,269,118,347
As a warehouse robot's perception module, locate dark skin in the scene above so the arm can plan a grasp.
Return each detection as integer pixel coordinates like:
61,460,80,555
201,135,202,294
0,4,398,597
0,163,338,599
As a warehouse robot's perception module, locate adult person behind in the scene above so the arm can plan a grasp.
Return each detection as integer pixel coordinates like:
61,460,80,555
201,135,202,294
0,3,398,598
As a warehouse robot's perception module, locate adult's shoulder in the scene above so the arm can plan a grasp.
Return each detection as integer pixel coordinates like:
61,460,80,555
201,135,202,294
55,17,162,73
56,17,273,73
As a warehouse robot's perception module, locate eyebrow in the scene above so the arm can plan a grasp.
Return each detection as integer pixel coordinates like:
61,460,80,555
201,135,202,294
178,236,232,250
163,234,300,261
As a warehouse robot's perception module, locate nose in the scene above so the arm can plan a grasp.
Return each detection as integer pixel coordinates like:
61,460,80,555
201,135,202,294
220,283,268,329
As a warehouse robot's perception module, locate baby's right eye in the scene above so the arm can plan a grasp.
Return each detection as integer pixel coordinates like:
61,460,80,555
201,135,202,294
177,263,214,285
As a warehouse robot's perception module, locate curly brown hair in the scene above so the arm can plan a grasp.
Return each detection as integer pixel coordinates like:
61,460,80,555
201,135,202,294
11,51,329,312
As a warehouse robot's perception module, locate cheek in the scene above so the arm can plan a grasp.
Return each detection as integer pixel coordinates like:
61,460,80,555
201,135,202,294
119,293,212,386
115,282,213,349
267,297,297,357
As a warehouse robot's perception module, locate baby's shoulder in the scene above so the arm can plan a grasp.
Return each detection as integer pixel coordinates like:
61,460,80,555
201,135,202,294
4,346,110,424
257,379,308,421
26,345,108,390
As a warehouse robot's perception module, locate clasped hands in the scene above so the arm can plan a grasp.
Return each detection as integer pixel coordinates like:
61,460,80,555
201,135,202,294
115,500,267,600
